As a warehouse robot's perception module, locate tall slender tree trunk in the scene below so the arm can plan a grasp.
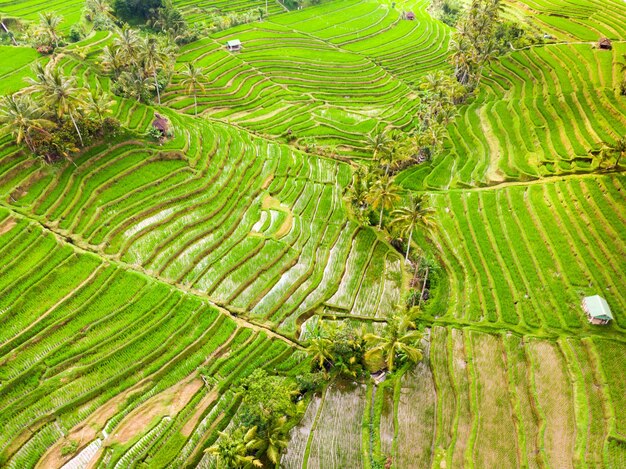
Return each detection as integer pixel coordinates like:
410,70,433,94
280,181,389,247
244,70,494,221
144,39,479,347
378,205,384,228
1,21,17,46
419,266,430,306
194,93,198,116
405,228,413,263
68,109,84,148
153,70,161,104
615,152,623,169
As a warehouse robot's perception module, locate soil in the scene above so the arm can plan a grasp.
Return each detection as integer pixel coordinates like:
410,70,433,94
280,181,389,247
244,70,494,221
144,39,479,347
110,378,203,445
0,217,16,235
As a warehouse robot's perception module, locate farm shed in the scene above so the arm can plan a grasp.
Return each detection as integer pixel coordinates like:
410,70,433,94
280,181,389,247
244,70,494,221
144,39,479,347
598,37,612,50
226,39,242,52
582,295,614,325
405,11,416,20
152,113,170,136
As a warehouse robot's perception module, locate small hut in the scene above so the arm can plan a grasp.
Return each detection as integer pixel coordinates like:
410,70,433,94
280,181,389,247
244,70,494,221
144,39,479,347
226,39,242,52
405,11,416,20
582,295,614,325
152,113,170,137
598,37,612,50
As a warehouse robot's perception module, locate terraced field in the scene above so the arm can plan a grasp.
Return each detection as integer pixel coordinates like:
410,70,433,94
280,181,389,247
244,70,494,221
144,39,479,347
504,0,626,40
399,42,626,189
165,0,449,155
173,0,287,21
0,0,84,26
0,210,304,468
424,174,626,333
283,327,626,468
1,0,625,468
0,104,402,339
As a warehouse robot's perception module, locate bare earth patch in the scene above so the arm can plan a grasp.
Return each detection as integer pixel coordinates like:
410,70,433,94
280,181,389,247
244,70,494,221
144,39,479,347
0,217,16,235
36,382,151,469
110,378,203,445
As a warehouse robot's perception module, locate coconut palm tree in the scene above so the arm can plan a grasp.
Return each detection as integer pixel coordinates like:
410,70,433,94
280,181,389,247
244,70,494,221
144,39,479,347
36,12,63,48
116,69,155,103
205,427,262,469
180,63,206,116
114,25,141,65
140,36,171,104
100,45,126,78
366,175,401,229
251,416,290,465
600,136,626,169
27,64,87,146
367,129,391,160
364,315,422,373
0,94,54,154
84,84,115,123
86,0,114,20
391,194,434,262
306,336,333,372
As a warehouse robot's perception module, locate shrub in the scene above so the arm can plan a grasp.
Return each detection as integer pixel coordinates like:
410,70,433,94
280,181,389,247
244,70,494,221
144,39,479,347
61,440,78,456
68,24,85,43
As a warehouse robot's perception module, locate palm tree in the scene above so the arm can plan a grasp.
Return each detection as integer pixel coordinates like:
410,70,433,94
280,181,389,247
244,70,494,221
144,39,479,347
86,0,113,19
36,12,63,48
100,45,126,78
0,94,54,154
205,427,262,469
114,25,141,65
116,69,155,103
84,84,115,123
364,315,422,373
391,195,434,262
180,63,206,116
27,64,87,146
140,36,171,104
600,136,626,169
367,129,391,160
366,175,401,229
306,337,333,372
251,416,290,465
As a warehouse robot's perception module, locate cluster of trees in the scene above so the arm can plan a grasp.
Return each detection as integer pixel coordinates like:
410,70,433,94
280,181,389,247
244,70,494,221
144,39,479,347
305,310,423,379
450,0,535,89
348,136,434,251
205,370,303,468
0,63,118,163
429,0,462,26
100,26,175,103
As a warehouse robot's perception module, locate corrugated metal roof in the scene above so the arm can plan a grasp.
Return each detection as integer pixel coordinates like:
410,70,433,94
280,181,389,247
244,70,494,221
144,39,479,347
583,295,614,320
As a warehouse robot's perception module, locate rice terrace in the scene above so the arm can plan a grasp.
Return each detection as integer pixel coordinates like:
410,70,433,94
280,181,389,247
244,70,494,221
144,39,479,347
0,0,625,467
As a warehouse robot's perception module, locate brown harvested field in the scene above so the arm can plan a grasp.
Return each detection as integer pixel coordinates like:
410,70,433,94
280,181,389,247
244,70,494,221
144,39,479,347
395,357,436,468
528,340,576,469
469,331,520,468
0,217,15,235
306,381,367,469
281,393,323,469
110,378,202,445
